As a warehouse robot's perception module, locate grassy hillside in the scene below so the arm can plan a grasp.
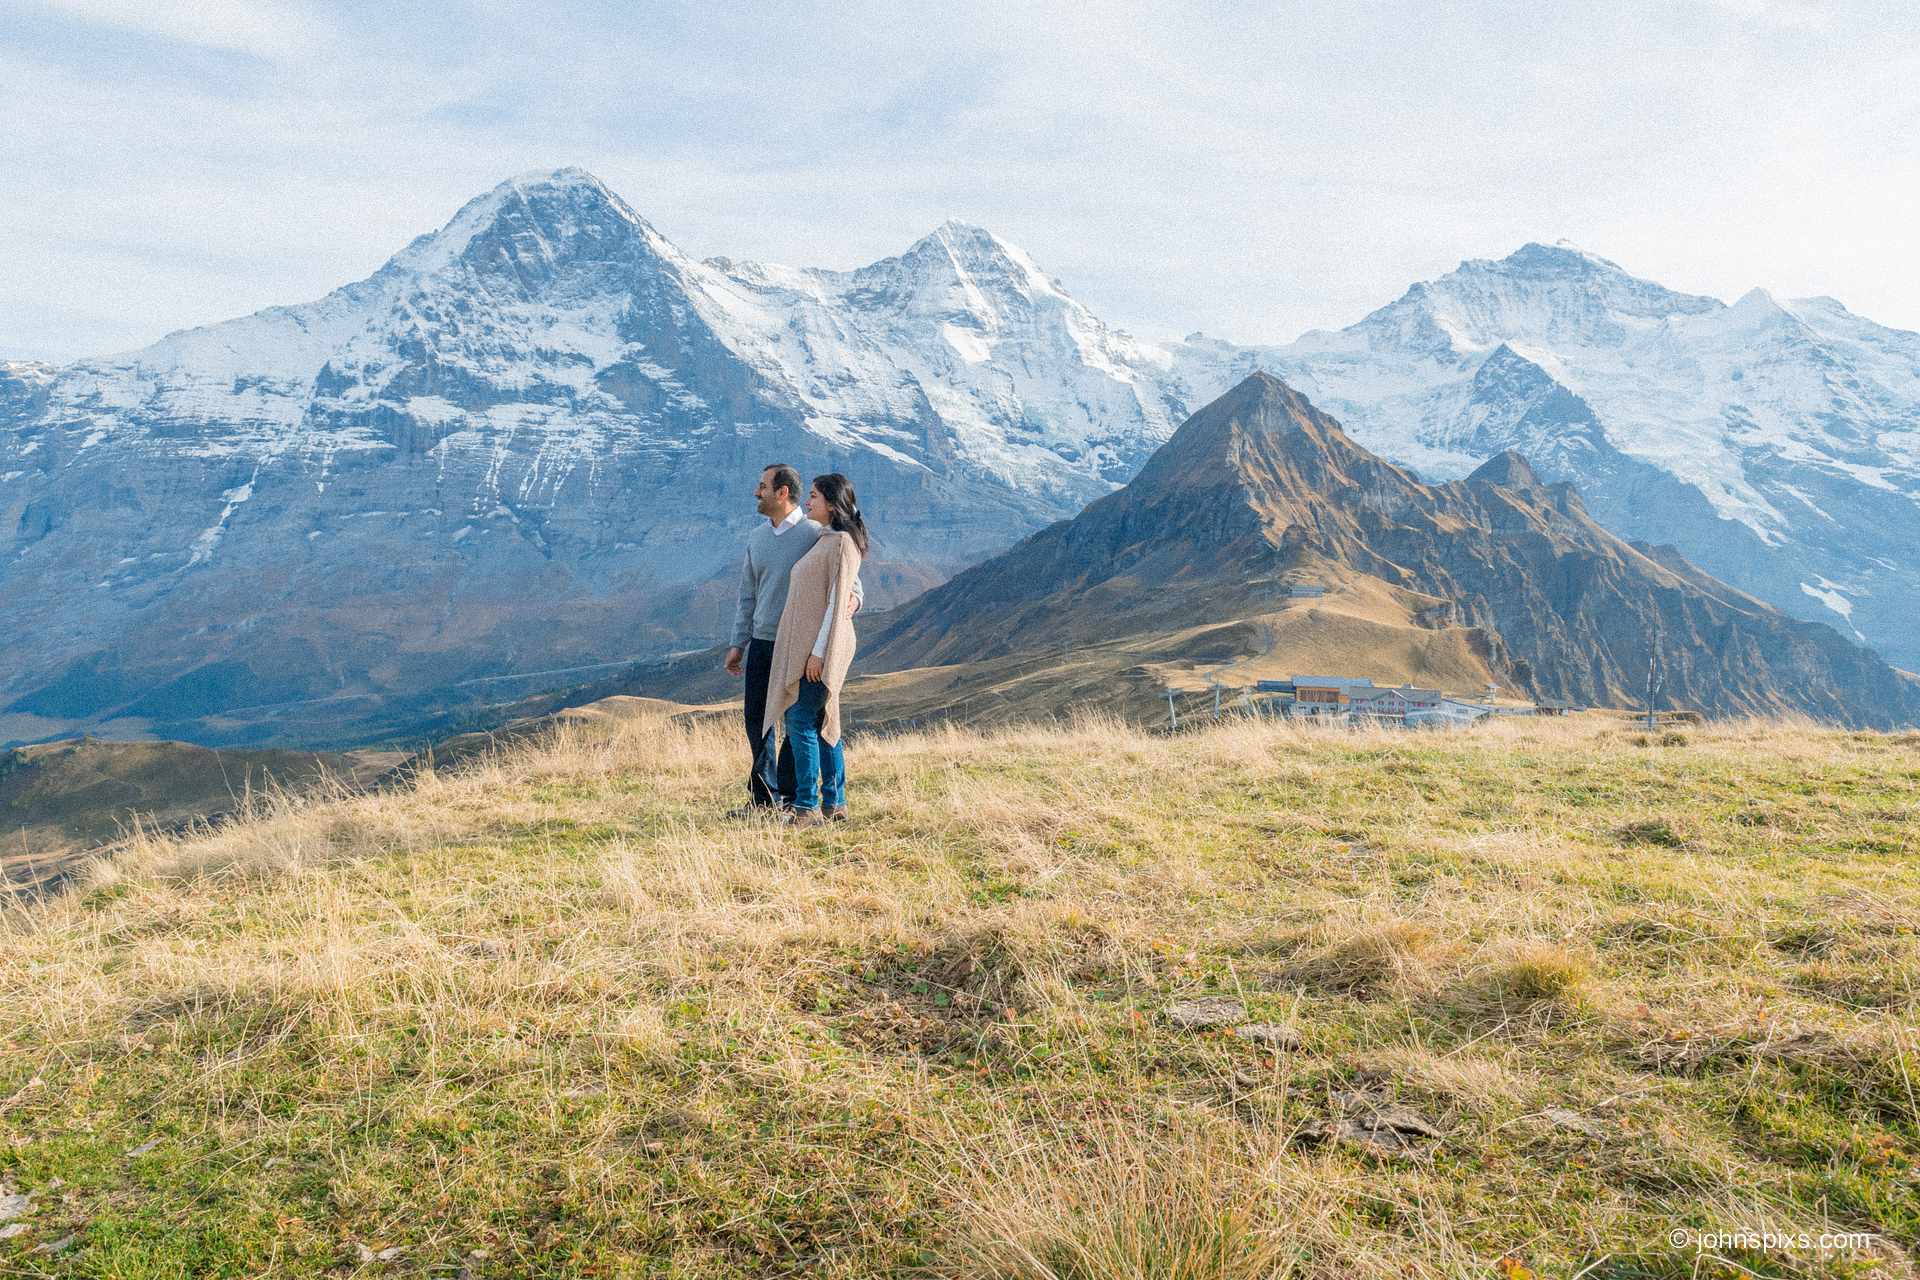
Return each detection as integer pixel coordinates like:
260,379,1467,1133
1,739,404,893
2,709,1916,1277
844,564,1504,733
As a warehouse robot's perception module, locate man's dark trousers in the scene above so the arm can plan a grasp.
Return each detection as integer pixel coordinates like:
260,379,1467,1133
742,638,796,807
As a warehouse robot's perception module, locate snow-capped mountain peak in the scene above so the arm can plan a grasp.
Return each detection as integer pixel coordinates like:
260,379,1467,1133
383,166,678,290
1406,243,1719,354
906,219,1059,295
1486,240,1628,278
842,218,1070,335
506,165,617,194
1728,284,1787,318
692,215,1180,488
0,360,57,424
0,359,58,397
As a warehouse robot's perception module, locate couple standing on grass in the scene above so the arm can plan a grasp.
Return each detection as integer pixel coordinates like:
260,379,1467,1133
722,463,870,827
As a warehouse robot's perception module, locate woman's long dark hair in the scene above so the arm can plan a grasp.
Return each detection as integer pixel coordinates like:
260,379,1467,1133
812,472,870,556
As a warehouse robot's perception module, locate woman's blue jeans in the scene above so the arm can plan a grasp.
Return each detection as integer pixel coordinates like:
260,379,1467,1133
783,678,845,812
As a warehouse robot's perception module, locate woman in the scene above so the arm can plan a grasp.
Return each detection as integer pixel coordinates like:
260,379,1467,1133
763,472,868,826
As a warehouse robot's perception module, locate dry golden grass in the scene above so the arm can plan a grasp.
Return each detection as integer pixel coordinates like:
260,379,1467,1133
0,708,1916,1277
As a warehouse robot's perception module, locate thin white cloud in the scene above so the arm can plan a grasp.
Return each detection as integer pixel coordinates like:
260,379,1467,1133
3,0,1918,362
1699,0,1834,32
24,0,333,59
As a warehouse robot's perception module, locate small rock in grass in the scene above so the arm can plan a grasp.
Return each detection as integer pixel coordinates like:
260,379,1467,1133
124,1138,161,1158
1164,997,1247,1030
1367,1103,1442,1138
0,1189,31,1221
1540,1107,1603,1137
1299,1090,1443,1156
31,1233,75,1255
1234,1022,1302,1050
1299,1116,1428,1154
0,1223,28,1240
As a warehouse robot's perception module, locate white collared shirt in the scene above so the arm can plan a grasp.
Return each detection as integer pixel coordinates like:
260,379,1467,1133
769,506,805,535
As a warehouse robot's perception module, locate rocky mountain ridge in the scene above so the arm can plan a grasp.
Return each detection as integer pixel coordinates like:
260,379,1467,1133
866,373,1920,728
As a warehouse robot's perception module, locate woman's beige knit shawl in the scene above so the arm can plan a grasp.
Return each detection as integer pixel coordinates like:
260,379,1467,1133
762,530,862,747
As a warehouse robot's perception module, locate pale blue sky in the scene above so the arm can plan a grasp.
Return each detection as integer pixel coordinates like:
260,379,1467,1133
3,0,1918,362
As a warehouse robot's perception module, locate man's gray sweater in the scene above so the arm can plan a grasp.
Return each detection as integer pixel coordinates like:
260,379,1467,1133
730,515,857,648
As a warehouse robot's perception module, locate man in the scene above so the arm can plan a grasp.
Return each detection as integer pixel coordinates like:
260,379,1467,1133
724,463,861,815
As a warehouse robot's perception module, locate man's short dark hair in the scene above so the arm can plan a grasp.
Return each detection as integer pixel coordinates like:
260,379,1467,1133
763,463,802,504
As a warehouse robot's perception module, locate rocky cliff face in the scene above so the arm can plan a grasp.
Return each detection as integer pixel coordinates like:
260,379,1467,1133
0,171,1184,747
0,362,56,422
868,374,1920,727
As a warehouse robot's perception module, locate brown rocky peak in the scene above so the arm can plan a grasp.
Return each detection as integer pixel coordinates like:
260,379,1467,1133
1130,371,1402,503
1466,449,1543,491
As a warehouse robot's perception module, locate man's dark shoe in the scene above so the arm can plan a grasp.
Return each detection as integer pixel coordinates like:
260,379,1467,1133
825,806,849,822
